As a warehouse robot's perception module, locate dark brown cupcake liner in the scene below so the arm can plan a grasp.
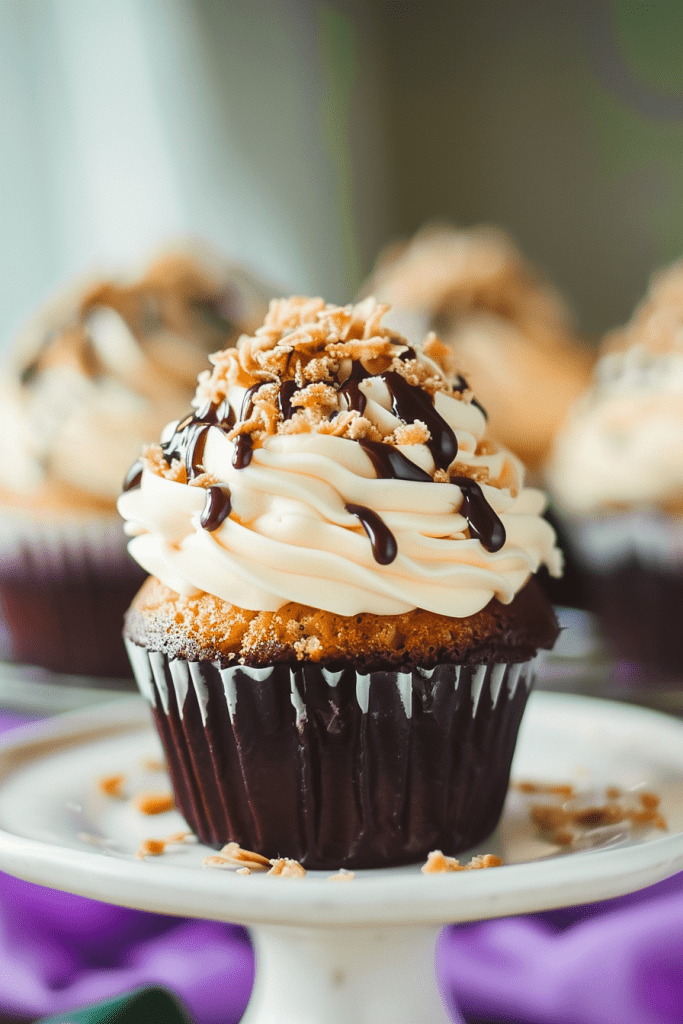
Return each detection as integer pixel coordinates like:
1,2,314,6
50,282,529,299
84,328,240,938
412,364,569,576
563,512,683,675
126,641,538,869
0,516,146,678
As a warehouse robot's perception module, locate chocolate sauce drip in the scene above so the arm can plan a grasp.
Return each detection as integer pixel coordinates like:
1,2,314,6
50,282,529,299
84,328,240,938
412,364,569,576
232,433,253,469
340,360,370,415
358,439,432,482
230,383,263,469
345,502,397,565
380,371,458,471
453,374,488,420
200,485,232,531
240,382,263,421
278,379,299,420
451,475,506,552
122,459,143,492
185,424,210,478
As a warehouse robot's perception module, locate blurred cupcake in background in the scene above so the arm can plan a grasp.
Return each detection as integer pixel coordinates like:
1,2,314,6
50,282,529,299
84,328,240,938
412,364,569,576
0,248,274,678
548,259,683,678
362,223,594,477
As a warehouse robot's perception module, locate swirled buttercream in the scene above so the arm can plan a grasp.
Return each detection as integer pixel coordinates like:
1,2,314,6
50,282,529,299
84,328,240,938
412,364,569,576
118,296,561,617
549,343,683,514
0,250,273,511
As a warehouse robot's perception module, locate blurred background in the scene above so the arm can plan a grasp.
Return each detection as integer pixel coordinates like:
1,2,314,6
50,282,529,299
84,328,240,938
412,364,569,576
1,0,683,347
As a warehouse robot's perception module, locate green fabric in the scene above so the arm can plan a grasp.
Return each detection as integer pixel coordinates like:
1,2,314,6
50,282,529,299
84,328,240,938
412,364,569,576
38,985,194,1024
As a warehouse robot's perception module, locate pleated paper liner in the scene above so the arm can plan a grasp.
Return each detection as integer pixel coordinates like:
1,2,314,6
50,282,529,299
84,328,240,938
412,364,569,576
126,644,538,870
0,515,146,678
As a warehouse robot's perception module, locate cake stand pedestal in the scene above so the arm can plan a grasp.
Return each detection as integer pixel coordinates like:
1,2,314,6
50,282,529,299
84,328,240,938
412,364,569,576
243,924,450,1024
0,694,682,1024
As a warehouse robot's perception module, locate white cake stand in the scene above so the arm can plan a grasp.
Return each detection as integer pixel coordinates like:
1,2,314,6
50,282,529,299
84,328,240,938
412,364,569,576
0,692,682,1024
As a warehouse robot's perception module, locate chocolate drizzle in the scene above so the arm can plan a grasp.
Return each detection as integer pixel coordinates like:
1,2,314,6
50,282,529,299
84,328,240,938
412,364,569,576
278,379,299,420
340,360,370,415
358,439,432,482
200,485,232,531
185,424,210,478
122,459,143,492
230,383,263,469
345,503,397,565
232,433,253,469
380,371,458,471
451,475,506,552
453,374,488,420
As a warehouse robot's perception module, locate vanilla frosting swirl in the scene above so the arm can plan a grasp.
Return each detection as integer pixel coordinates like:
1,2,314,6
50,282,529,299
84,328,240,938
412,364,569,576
118,297,561,616
549,343,683,513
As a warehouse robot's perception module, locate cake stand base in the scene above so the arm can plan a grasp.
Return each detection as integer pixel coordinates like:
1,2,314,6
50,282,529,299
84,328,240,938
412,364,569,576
243,923,453,1024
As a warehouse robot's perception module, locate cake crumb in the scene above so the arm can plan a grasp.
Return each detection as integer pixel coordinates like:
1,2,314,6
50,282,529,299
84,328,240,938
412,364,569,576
164,830,196,845
268,858,306,877
517,778,667,847
421,850,503,874
467,854,503,869
219,842,271,870
133,791,175,815
327,869,355,881
97,773,126,799
236,867,251,876
136,838,166,859
141,756,167,772
203,855,233,870
421,851,465,873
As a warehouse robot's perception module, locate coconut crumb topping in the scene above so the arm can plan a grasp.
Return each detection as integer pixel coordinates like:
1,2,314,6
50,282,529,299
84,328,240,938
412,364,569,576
268,858,307,877
133,790,175,815
98,773,126,799
192,296,469,455
135,831,194,859
327,869,356,881
421,850,503,873
514,779,667,848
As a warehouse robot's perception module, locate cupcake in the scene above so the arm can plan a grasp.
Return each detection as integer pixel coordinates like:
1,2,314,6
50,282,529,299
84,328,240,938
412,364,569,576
362,223,594,476
119,296,561,868
548,259,683,674
0,250,273,677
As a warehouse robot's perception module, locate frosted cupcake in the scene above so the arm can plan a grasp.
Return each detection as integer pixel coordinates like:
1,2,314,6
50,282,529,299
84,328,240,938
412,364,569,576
363,223,594,476
548,260,683,673
0,250,273,677
119,296,561,868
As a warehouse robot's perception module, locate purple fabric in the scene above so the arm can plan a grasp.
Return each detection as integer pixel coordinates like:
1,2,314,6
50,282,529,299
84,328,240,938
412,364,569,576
0,712,682,1023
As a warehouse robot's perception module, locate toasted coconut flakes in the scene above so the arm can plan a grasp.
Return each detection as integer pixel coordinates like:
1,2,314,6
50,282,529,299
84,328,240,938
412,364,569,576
136,838,166,859
133,791,175,815
328,869,356,881
268,858,306,877
422,849,503,874
164,831,195,845
236,867,251,876
467,854,503,869
421,850,465,874
219,841,271,870
203,855,233,870
98,773,126,799
392,421,431,446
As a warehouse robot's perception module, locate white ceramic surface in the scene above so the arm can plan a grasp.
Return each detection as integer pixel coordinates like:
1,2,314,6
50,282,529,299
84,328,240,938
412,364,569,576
0,691,680,927
1,691,682,1024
